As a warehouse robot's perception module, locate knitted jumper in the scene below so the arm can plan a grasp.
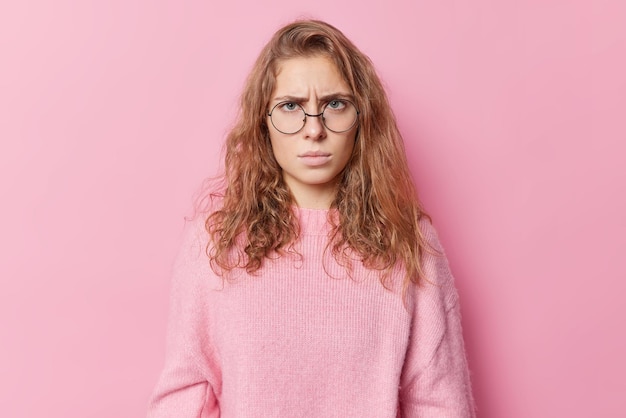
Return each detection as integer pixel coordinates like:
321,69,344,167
148,207,475,417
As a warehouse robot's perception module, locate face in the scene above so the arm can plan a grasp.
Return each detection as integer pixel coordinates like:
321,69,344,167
267,55,357,209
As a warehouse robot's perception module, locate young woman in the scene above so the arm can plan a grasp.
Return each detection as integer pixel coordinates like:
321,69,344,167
148,20,475,417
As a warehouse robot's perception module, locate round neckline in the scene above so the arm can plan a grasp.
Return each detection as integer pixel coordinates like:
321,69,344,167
292,206,335,236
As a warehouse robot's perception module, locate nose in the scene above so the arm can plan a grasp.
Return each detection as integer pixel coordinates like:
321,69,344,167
303,111,326,141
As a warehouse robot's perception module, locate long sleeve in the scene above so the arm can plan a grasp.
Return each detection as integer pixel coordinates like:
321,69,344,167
147,210,475,417
398,221,476,417
147,218,221,418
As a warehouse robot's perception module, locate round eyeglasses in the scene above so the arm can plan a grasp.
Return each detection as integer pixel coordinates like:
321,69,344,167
267,99,360,134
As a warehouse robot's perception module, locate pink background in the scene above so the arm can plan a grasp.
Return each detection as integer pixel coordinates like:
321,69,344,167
1,1,625,417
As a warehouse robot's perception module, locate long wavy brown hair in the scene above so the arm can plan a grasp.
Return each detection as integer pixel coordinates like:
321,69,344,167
205,19,432,289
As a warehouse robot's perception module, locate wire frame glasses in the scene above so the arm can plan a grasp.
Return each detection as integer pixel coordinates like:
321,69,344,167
268,99,359,134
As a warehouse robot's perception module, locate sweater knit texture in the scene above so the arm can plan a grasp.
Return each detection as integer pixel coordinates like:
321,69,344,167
148,207,475,417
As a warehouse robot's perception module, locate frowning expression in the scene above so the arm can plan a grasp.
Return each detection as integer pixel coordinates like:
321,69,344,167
267,55,358,208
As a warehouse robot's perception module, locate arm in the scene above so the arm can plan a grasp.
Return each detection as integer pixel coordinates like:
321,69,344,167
147,218,221,418
398,222,475,417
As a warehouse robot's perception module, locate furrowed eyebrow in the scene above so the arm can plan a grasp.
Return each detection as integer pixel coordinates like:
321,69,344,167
319,93,354,102
271,93,354,104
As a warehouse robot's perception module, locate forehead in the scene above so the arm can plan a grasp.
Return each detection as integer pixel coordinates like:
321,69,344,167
271,55,350,98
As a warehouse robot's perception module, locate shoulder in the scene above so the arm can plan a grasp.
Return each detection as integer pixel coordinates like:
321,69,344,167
413,217,459,311
418,216,444,254
172,186,226,265
179,190,225,250
167,208,226,299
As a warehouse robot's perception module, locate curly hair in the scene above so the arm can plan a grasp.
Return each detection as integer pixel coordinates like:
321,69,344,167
205,19,432,289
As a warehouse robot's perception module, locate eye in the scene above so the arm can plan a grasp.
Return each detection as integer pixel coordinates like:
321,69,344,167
326,100,347,110
279,102,300,112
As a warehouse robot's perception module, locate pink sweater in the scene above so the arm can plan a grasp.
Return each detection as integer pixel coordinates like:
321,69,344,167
148,208,475,417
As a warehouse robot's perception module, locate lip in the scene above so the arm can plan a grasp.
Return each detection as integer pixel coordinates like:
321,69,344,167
298,151,331,167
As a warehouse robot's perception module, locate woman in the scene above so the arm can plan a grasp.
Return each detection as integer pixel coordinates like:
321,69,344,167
148,19,475,417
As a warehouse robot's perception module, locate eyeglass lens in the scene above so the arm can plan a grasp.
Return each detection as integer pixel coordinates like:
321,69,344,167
269,100,358,134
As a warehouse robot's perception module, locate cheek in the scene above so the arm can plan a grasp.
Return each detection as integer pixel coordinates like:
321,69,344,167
342,132,357,159
268,135,290,166
341,133,358,170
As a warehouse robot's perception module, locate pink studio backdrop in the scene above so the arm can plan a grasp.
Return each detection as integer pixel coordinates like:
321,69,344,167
1,1,624,417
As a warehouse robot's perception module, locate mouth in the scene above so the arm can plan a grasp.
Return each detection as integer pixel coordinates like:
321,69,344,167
298,151,331,166
299,151,331,157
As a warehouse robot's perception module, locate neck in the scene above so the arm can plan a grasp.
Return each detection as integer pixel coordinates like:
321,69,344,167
288,184,336,210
